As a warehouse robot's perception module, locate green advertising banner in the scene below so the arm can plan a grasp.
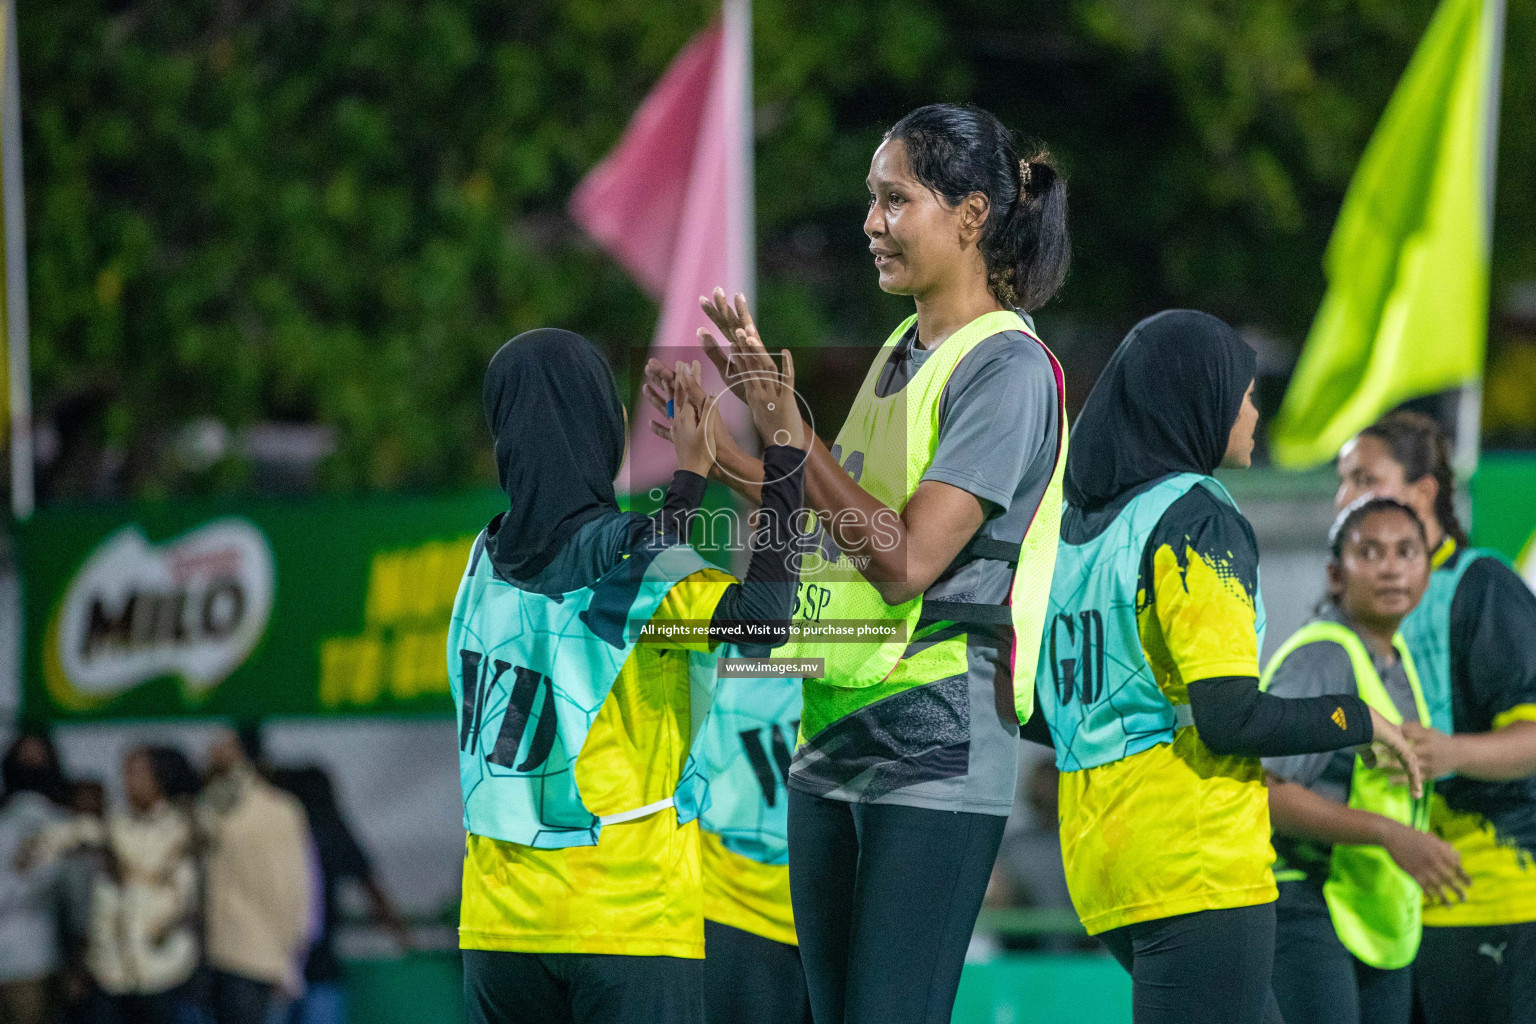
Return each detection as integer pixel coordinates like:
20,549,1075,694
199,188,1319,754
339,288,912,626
25,456,1521,724
16,486,737,722
1471,455,1536,587
16,490,507,720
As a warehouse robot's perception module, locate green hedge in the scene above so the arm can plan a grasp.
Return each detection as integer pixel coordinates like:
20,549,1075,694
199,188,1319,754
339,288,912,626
19,1,1536,496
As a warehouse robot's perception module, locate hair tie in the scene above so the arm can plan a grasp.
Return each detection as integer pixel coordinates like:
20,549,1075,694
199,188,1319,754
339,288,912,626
1019,159,1033,194
1328,495,1376,550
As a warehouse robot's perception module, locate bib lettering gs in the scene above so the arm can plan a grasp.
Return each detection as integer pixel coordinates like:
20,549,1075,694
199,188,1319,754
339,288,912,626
449,537,713,848
1037,474,1266,772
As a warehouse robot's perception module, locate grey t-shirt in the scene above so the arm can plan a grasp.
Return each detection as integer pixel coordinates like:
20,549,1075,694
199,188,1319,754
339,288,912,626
793,319,1061,814
1263,607,1418,876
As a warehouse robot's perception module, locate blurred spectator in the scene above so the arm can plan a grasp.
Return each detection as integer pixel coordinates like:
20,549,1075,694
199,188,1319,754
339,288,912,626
995,759,1090,953
268,763,409,1024
998,760,1073,911
28,745,202,1024
0,730,68,807
57,780,108,1024
0,731,70,1024
197,730,312,1024
66,780,106,819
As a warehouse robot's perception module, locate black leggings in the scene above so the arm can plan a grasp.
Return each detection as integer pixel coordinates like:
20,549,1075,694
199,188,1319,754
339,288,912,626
1271,880,1412,1024
462,949,703,1024
786,788,1006,1024
1415,921,1536,1024
704,920,812,1024
1098,903,1285,1024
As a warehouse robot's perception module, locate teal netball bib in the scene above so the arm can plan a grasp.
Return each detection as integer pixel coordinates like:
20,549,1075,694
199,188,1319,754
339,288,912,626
1035,473,1265,772
448,535,715,849
1399,544,1506,735
694,652,801,866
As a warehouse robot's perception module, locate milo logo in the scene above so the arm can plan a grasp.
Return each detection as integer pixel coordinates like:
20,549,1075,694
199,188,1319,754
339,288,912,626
54,519,275,699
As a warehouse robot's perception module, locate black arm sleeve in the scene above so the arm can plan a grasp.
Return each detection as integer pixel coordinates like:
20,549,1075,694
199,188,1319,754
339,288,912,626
628,470,710,554
654,470,708,544
710,445,806,652
1189,675,1373,757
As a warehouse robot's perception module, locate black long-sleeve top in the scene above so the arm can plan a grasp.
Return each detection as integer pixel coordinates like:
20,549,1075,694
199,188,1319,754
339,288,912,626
1020,676,1370,755
653,444,806,652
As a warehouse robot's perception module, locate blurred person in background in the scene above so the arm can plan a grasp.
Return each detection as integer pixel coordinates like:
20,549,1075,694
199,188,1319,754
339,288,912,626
0,730,70,1024
65,780,105,817
1264,499,1462,1024
997,759,1070,912
198,729,314,1024
58,780,109,1024
265,759,410,1024
25,744,201,1024
1336,412,1536,1024
992,758,1082,953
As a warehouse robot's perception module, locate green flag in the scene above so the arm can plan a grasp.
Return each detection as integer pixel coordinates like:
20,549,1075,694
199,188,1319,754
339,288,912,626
1271,0,1500,468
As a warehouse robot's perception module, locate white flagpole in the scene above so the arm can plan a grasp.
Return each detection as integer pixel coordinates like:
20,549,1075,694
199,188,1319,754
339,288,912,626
723,0,756,575
1453,0,1505,481
725,0,754,311
3,0,32,520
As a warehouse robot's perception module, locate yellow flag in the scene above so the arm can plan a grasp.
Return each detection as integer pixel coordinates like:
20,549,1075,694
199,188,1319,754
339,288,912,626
1271,0,1500,468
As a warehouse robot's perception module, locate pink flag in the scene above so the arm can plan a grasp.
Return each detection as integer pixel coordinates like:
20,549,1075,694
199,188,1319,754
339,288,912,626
570,2,753,493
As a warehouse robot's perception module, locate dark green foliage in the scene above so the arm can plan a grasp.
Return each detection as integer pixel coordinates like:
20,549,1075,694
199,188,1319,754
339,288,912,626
17,0,1535,496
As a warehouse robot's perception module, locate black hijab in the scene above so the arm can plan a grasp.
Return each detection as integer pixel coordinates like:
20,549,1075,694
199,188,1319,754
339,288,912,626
1065,309,1257,511
482,329,626,581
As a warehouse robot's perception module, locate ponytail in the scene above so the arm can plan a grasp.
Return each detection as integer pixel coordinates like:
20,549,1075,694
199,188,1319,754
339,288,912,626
886,104,1070,311
1000,150,1069,311
1358,411,1468,548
